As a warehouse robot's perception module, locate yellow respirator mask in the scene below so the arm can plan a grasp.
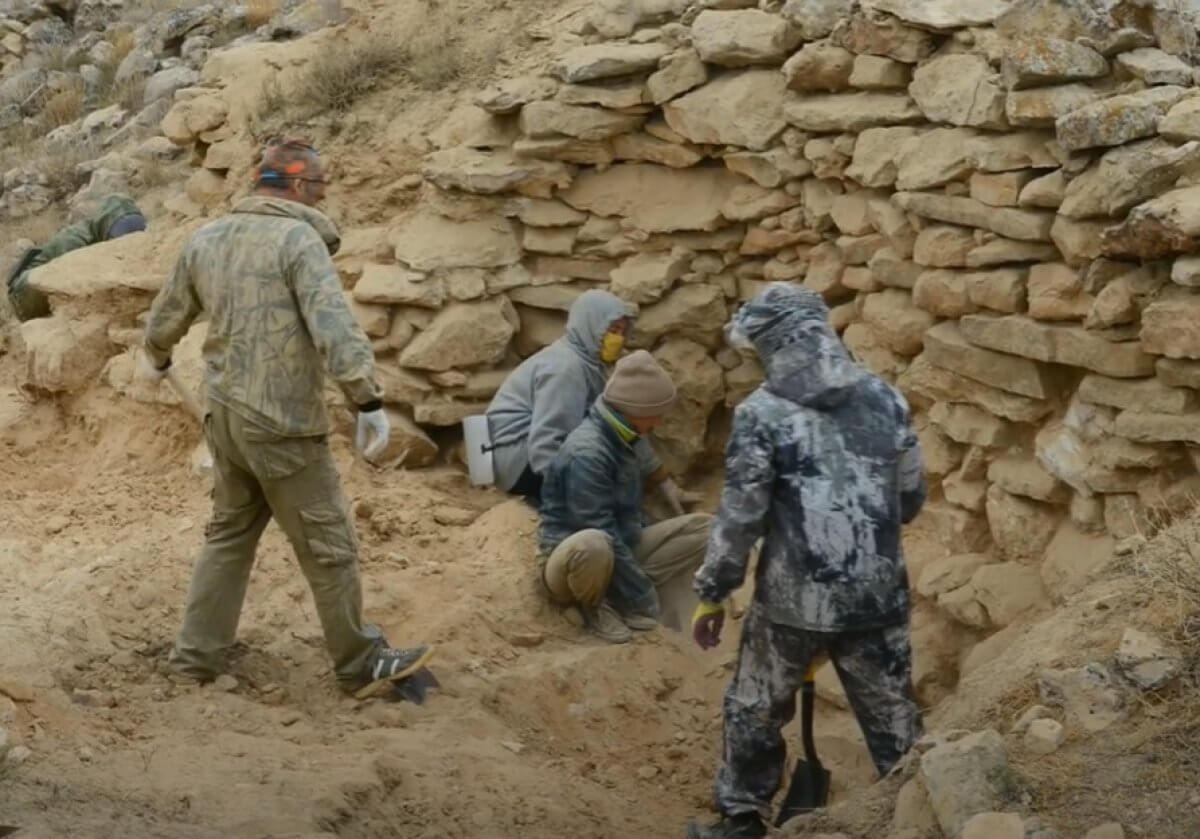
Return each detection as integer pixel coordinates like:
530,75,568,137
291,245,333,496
600,332,625,363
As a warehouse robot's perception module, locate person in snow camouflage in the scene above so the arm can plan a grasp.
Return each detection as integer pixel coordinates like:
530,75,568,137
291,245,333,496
536,350,713,644
485,288,694,514
139,138,433,700
6,193,146,321
685,283,926,839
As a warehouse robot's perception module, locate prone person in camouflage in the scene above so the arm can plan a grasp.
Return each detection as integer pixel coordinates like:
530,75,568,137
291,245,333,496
6,193,146,321
138,138,433,700
536,350,713,644
685,283,926,839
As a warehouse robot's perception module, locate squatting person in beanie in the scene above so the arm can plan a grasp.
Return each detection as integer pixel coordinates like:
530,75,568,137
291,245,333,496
138,137,434,699
7,193,147,321
685,283,926,839
535,349,714,644
485,288,697,514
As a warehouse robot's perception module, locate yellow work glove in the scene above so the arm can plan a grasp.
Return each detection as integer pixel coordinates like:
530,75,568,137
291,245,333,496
691,600,725,650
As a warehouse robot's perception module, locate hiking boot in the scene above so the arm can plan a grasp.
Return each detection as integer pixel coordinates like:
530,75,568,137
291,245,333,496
685,813,766,839
585,602,632,644
344,644,435,700
621,612,658,632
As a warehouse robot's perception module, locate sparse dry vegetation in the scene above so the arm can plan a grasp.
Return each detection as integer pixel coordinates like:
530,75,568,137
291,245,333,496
291,35,410,114
40,81,86,130
1132,504,1200,658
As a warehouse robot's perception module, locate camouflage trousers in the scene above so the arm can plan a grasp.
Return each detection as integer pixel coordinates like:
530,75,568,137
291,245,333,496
712,604,922,820
168,401,382,688
6,270,50,322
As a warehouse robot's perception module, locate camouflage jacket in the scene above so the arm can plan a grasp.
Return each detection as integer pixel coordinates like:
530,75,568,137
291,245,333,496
694,283,926,632
143,196,383,437
24,194,143,273
538,399,658,618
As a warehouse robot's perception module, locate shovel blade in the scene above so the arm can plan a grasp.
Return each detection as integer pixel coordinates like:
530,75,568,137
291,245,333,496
774,759,831,827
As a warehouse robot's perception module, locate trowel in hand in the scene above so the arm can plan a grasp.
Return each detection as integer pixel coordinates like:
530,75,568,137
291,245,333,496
775,659,831,827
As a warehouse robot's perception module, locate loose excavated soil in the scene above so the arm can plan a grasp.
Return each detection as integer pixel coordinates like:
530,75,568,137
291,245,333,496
0,357,889,838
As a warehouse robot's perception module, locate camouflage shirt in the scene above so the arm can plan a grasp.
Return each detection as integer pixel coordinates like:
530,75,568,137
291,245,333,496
143,196,382,437
694,283,926,632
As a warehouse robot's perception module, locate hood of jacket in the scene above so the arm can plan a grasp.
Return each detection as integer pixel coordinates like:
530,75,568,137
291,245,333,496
89,193,144,240
231,195,342,255
728,282,865,409
563,289,634,370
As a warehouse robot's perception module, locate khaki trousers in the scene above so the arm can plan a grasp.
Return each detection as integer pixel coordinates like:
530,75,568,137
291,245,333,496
168,402,379,684
540,513,713,632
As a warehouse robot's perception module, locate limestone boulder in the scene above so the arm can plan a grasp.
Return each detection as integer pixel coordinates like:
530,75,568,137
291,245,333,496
913,226,976,268
780,0,853,40
646,49,708,105
987,456,1069,503
986,485,1061,563
1019,170,1066,208
861,0,1015,29
1037,663,1126,733
919,730,1012,839
958,314,1156,378
397,298,519,372
1078,373,1197,414
917,553,989,599
519,101,644,141
784,41,854,92
1052,217,1107,267
1159,97,1200,142
561,163,743,233
923,323,1070,401
1140,293,1200,360
1027,262,1093,321
631,284,727,348
1059,139,1200,220
910,54,1007,130
930,402,1014,448
160,93,227,145
1102,185,1200,260
24,232,158,314
783,92,924,133
1054,86,1189,152
723,149,812,189
353,265,444,309
553,43,671,83
663,69,787,151
1000,38,1107,90
421,147,572,198
894,192,1054,242
966,238,1058,268
1115,47,1193,86
19,314,112,394
849,54,911,89
859,289,934,356
651,339,724,472
972,561,1049,627
474,75,558,114
391,212,521,272
610,248,690,304
901,355,1055,423
690,10,800,67
839,12,935,63
365,407,438,469
1005,83,1105,127
1114,627,1183,691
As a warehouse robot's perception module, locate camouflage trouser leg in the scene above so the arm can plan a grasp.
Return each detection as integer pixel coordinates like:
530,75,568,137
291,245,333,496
168,402,382,686
6,270,50,322
713,605,922,819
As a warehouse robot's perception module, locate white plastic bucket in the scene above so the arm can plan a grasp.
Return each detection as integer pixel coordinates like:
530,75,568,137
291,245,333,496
461,414,496,487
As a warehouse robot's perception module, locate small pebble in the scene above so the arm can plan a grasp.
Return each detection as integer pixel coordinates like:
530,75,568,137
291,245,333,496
637,765,659,780
213,674,238,692
6,745,31,766
78,746,94,762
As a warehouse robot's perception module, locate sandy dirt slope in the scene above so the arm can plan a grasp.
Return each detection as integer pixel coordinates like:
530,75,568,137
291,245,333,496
0,366,882,838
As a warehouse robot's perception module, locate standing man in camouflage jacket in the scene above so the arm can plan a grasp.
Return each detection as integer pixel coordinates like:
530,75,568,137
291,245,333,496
138,138,432,700
686,284,926,839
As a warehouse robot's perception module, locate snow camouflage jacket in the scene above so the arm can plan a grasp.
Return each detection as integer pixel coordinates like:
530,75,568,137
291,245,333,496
694,283,926,632
538,398,658,618
144,196,383,437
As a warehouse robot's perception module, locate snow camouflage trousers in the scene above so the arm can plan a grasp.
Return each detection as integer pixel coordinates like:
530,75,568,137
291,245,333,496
712,605,923,819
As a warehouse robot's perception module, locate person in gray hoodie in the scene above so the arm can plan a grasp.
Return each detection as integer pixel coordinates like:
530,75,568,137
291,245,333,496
485,289,692,513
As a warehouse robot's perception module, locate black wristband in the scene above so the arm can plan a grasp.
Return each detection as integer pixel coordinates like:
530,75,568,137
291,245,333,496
358,400,383,413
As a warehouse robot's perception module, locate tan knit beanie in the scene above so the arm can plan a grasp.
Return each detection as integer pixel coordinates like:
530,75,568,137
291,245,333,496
603,350,677,418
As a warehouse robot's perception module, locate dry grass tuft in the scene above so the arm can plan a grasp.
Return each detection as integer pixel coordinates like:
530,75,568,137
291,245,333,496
1130,500,1200,652
41,81,86,129
291,34,409,114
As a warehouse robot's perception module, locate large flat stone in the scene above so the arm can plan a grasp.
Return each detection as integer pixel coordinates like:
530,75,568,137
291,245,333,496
924,321,1071,399
861,0,1015,28
1078,373,1197,414
959,314,1157,378
691,9,802,67
894,192,1054,242
663,69,786,151
910,54,1007,129
519,100,644,141
1141,293,1200,360
1114,411,1200,446
553,43,672,83
1005,83,1105,127
899,355,1055,423
560,163,744,233
1054,86,1189,152
1059,139,1200,220
783,92,923,132
390,213,521,272
1102,185,1200,260
1001,37,1108,90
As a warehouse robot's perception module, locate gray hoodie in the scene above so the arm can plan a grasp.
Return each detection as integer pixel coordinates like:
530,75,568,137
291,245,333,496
486,289,661,491
695,282,926,632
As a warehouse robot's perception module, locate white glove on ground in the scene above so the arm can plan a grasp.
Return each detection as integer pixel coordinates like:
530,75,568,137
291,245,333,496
138,350,169,384
355,408,390,461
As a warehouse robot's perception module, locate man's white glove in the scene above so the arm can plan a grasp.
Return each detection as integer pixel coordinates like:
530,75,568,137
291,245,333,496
355,408,390,461
137,350,169,384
